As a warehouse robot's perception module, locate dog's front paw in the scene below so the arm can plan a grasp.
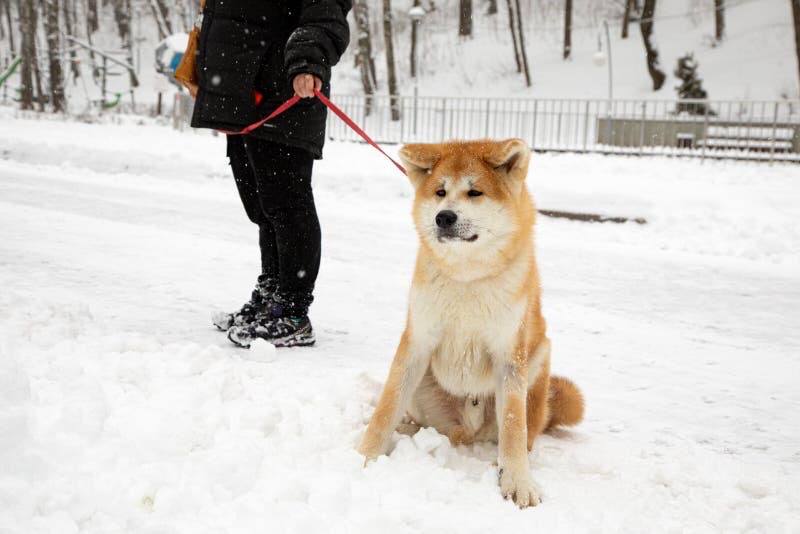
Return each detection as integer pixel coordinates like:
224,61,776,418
498,467,541,508
357,437,383,466
357,446,377,466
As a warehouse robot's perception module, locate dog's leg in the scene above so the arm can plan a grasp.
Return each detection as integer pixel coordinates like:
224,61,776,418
527,344,552,451
447,425,474,446
526,370,550,452
358,329,431,461
495,354,541,508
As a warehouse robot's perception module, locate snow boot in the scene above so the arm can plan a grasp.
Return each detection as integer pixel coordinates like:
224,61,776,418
227,315,315,349
212,275,278,331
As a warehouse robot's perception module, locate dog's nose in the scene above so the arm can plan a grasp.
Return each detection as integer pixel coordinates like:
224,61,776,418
435,210,458,229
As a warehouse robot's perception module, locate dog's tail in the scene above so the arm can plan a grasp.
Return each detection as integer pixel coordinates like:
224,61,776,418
547,376,584,429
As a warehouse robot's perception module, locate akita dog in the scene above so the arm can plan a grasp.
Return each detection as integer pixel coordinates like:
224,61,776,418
358,139,584,508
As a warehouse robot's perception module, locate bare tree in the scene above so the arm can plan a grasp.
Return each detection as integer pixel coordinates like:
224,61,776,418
563,0,572,59
505,0,521,73
459,0,472,37
622,0,634,39
640,0,665,90
793,0,800,95
149,0,172,40
112,0,137,91
714,0,724,41
354,0,376,115
3,0,16,56
486,0,497,15
513,0,531,86
86,0,98,34
30,1,44,111
62,0,80,80
17,0,35,109
112,0,131,48
382,0,400,120
410,0,420,77
42,0,65,111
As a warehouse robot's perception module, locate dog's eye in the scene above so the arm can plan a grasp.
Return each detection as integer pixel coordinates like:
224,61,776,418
467,190,483,197
436,189,446,197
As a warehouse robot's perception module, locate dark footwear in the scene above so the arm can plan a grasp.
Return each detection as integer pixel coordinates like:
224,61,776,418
228,316,315,348
212,275,277,331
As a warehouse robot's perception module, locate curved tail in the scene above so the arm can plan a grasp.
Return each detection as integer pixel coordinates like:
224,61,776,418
547,376,584,429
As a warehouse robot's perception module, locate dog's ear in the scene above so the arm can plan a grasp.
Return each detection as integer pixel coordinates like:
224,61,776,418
485,139,531,182
399,143,441,188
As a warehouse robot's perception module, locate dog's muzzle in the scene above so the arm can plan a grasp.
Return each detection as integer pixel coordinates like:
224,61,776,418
435,211,478,242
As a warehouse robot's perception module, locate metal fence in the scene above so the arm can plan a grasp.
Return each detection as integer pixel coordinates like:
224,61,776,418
325,95,800,163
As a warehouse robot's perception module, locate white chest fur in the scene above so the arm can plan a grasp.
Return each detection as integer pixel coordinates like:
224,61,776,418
409,254,529,397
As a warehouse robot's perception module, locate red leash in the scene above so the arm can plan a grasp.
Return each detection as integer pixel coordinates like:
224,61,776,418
220,90,406,175
217,95,301,136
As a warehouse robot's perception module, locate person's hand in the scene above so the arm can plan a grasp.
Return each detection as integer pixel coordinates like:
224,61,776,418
293,74,322,98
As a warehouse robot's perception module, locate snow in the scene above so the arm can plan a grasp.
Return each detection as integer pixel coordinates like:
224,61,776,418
1,113,799,532
333,0,799,101
247,338,278,363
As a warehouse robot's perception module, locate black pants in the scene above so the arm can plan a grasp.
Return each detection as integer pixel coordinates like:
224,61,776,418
227,135,320,317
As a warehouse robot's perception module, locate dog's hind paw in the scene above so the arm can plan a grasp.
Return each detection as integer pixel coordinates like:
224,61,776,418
499,468,542,508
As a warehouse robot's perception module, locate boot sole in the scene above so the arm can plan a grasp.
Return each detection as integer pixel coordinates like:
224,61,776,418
271,331,316,348
226,328,315,349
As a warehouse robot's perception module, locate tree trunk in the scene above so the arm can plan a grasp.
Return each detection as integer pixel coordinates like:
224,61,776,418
459,0,471,37
382,0,400,120
18,0,34,109
486,0,497,15
112,0,137,90
514,0,531,86
354,0,376,115
640,0,665,91
506,0,520,72
563,0,572,59
792,0,800,97
410,0,420,78
30,2,44,111
112,0,131,45
622,0,633,38
714,0,724,41
86,0,98,33
149,0,172,40
43,0,65,111
62,0,80,80
3,0,16,55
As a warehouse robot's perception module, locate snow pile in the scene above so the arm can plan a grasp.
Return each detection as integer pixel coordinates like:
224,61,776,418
246,338,278,362
1,115,799,532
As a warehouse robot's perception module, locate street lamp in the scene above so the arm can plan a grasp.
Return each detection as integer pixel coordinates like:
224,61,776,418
409,5,425,22
594,20,614,145
594,20,613,103
409,4,425,135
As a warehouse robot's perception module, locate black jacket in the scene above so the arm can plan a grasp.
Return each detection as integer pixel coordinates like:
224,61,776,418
190,0,352,158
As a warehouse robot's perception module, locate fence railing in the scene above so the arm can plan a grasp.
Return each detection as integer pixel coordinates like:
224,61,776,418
325,95,800,163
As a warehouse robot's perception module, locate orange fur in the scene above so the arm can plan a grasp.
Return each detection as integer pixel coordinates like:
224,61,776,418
358,139,584,508
547,375,585,430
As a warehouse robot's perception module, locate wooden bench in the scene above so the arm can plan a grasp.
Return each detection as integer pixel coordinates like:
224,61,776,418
698,124,796,153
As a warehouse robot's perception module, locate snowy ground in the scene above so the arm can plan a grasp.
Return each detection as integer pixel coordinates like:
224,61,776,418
1,113,799,533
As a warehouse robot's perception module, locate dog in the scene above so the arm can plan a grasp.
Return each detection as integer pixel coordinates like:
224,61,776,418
358,139,584,508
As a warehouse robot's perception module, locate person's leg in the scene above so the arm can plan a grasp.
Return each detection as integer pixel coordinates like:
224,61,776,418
212,136,279,332
227,135,279,280
243,137,321,319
